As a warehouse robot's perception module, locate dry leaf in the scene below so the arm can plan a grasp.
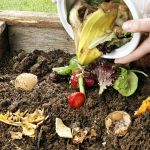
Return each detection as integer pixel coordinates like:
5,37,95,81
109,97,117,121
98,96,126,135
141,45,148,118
105,111,131,137
10,131,23,140
15,73,38,91
56,118,73,138
135,97,150,116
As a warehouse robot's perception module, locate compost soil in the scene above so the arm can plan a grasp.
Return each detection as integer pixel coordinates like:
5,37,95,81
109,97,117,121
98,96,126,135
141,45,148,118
0,50,149,150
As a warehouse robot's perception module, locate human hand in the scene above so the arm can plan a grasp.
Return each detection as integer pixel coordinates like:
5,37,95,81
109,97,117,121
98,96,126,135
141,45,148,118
115,18,150,64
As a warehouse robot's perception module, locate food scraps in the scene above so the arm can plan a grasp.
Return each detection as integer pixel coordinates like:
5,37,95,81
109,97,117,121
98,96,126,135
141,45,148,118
113,67,138,97
105,111,131,137
21,122,37,137
15,73,38,91
55,118,97,143
69,0,132,65
23,109,45,124
72,127,97,144
135,97,150,116
68,72,86,109
85,59,117,94
10,131,23,140
55,118,73,138
0,109,46,138
70,70,95,90
67,92,85,109
51,57,147,110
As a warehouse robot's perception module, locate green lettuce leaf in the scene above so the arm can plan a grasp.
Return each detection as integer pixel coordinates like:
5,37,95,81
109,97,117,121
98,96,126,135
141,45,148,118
113,68,138,97
52,57,82,75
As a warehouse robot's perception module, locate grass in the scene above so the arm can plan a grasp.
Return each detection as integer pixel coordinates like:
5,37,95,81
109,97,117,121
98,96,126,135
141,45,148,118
0,0,57,12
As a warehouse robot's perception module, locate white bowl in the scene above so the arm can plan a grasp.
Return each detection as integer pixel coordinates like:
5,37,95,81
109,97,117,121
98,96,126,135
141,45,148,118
57,0,141,59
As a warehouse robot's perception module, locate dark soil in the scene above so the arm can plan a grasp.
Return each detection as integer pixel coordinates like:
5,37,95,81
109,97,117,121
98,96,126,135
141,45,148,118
0,50,149,150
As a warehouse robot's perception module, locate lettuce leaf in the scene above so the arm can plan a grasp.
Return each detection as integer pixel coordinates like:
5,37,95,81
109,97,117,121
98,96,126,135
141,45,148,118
85,59,117,94
113,68,138,97
52,57,82,75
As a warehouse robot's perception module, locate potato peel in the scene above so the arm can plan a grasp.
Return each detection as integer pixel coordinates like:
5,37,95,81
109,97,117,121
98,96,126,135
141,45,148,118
135,97,150,116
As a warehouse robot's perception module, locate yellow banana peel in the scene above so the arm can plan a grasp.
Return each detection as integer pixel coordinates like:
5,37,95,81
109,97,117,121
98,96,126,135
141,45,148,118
77,8,117,65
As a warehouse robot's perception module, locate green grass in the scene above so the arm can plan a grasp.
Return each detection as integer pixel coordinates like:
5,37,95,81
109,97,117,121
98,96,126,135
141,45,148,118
0,0,57,12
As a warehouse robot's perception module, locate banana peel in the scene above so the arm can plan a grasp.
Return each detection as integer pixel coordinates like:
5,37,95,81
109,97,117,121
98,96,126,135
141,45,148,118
77,8,117,65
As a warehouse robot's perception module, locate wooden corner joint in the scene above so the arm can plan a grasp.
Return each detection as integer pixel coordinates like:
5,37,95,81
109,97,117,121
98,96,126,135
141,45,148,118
0,21,6,35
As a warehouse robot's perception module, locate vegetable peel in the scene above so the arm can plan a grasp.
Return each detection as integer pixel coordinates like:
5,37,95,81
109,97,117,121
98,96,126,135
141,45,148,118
135,97,150,116
56,118,73,138
77,8,117,65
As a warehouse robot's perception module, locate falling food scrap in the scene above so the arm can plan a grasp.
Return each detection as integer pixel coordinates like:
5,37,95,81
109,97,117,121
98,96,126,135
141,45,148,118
15,73,38,91
135,97,150,116
105,111,131,137
55,118,73,138
0,109,47,138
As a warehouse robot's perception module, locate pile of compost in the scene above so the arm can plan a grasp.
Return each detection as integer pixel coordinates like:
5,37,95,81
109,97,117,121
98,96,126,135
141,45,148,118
0,50,149,150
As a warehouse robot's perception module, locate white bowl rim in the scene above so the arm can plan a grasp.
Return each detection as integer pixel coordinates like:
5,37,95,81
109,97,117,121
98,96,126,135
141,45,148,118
57,0,141,59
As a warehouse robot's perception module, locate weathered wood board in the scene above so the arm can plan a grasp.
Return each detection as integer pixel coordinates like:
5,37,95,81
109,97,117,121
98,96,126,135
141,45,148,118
8,26,75,54
0,10,75,54
0,10,62,28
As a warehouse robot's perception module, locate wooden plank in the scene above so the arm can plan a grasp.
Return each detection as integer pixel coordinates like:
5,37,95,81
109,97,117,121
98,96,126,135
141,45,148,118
0,10,63,28
0,10,75,54
8,26,75,54
0,21,7,58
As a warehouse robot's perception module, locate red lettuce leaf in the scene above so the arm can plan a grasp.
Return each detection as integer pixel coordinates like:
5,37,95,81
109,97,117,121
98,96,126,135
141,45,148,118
84,59,117,94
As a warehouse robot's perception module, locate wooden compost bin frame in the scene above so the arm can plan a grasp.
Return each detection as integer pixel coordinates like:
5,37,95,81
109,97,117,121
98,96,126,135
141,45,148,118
0,10,75,58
